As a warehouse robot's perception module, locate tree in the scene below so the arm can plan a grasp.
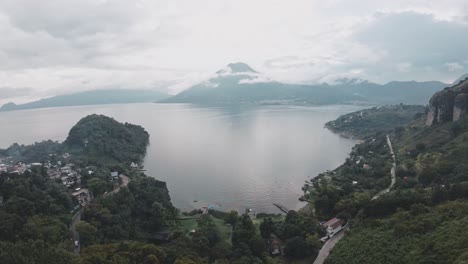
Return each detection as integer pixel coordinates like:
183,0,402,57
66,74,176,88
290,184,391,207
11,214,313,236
232,214,255,246
305,234,322,258
419,168,438,186
88,178,109,196
76,221,97,246
225,211,239,226
284,236,309,258
21,215,67,243
431,185,448,205
211,241,232,260
249,237,266,257
174,257,198,264
259,218,276,238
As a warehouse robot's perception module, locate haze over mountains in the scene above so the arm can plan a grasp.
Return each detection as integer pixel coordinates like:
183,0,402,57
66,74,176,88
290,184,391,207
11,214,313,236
0,89,169,112
0,62,457,112
162,62,448,105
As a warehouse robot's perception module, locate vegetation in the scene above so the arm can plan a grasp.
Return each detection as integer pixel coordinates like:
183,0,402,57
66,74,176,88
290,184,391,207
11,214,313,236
0,140,63,164
312,82,468,263
0,169,78,264
2,78,468,264
326,201,468,264
81,175,177,243
64,114,149,164
325,104,425,139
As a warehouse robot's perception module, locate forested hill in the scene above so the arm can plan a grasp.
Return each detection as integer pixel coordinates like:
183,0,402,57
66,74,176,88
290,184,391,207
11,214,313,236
315,80,468,264
0,115,178,263
64,114,149,163
0,89,169,112
325,105,426,139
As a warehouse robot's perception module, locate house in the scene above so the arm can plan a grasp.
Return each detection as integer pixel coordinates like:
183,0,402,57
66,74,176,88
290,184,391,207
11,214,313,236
130,162,138,168
110,171,119,179
61,166,72,174
72,188,90,206
268,237,283,255
363,164,371,170
322,217,346,238
47,168,61,179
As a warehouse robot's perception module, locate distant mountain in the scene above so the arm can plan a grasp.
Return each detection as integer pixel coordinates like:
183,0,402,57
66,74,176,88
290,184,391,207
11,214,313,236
162,63,447,105
162,62,360,105
0,89,170,112
216,62,258,74
333,80,447,105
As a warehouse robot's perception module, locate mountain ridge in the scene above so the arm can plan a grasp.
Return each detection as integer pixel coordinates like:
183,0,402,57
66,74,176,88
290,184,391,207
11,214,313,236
162,63,447,105
0,88,170,112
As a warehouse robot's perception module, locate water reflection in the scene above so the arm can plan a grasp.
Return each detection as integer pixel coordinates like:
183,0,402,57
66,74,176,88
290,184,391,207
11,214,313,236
0,103,360,213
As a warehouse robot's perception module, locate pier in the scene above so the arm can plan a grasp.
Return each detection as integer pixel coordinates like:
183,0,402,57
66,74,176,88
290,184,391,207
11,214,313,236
273,203,289,213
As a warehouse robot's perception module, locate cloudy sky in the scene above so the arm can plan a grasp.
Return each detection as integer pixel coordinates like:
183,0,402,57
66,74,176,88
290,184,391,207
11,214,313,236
1,0,468,104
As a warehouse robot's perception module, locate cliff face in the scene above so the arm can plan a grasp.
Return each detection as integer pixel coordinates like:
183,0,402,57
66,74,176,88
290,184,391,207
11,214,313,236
426,78,468,126
453,93,468,121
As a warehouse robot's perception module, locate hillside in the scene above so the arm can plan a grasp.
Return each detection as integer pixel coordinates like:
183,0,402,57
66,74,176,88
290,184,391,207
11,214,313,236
0,115,177,264
162,62,446,105
64,114,149,164
0,89,169,112
325,105,426,139
311,79,468,264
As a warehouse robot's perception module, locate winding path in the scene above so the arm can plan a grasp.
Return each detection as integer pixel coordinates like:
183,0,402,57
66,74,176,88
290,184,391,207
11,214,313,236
372,135,396,200
314,135,397,264
70,209,82,255
313,229,346,264
71,175,130,255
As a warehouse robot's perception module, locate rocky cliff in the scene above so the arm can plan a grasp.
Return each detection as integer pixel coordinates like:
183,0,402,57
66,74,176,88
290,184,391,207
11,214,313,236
426,78,468,126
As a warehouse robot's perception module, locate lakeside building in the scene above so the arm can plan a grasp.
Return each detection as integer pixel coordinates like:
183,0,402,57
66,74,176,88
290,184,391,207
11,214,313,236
322,217,347,238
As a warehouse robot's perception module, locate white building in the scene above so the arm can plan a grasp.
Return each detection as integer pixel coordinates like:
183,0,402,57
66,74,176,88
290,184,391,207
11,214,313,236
322,217,346,238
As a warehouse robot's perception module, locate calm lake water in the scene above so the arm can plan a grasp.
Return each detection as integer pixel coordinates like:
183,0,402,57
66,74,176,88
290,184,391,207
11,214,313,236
0,103,360,213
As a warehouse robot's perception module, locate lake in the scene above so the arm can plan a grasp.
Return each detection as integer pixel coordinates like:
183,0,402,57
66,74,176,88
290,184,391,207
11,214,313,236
0,103,360,213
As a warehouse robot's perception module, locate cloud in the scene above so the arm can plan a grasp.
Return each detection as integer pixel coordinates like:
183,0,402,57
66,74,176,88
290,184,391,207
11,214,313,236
444,62,464,72
0,87,34,99
0,1,468,103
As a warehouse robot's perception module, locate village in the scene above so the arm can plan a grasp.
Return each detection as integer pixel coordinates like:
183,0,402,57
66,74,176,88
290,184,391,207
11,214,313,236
0,152,137,212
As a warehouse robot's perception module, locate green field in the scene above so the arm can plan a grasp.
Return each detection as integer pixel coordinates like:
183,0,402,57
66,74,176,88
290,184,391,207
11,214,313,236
212,217,233,243
176,214,233,243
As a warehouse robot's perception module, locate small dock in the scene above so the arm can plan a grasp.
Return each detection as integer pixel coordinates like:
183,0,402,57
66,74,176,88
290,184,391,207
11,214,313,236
273,203,289,214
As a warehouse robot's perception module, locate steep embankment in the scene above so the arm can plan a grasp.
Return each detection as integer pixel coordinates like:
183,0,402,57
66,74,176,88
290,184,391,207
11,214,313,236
321,79,468,264
426,77,468,125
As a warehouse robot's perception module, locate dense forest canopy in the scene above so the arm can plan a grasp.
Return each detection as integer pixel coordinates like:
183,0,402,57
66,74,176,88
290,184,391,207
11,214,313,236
64,114,150,164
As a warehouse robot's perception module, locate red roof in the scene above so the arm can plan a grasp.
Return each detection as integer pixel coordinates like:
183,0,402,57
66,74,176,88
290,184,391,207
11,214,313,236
323,218,345,229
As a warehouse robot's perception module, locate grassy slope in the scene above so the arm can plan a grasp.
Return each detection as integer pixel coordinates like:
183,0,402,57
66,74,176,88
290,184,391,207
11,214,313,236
175,214,232,243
